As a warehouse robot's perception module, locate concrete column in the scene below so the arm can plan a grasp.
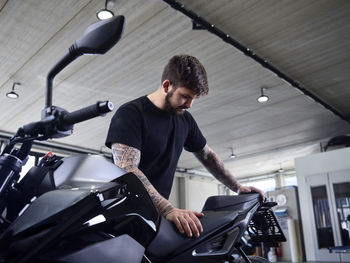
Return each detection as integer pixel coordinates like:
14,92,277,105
178,176,189,209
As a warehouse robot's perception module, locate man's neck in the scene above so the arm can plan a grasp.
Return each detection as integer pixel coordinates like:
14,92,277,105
147,90,166,111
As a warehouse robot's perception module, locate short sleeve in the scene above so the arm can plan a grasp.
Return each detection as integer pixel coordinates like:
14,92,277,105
105,105,143,150
184,113,206,152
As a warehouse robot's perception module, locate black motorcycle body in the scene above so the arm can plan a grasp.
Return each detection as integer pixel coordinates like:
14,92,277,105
0,155,158,263
1,154,285,263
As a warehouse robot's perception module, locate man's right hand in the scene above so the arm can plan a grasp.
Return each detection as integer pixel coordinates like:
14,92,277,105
165,208,204,238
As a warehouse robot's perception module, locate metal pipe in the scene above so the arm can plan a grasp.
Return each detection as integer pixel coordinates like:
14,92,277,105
0,130,111,157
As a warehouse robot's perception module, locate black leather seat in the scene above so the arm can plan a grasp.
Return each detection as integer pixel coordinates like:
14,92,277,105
147,209,238,260
202,193,260,211
147,194,260,261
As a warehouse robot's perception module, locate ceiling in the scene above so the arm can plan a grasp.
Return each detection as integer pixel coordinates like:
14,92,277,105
0,0,350,179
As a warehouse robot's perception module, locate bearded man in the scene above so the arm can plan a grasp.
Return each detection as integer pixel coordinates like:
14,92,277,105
105,55,264,238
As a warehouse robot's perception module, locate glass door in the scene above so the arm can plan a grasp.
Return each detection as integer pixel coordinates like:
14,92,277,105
333,182,350,246
310,185,335,249
306,173,340,262
329,170,350,262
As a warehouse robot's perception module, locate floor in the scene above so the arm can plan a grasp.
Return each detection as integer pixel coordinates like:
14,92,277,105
277,262,331,263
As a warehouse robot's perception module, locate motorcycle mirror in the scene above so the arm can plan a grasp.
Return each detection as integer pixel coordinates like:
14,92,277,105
44,15,125,111
74,15,125,55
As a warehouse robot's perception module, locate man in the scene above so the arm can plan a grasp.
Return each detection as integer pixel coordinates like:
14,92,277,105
105,55,264,238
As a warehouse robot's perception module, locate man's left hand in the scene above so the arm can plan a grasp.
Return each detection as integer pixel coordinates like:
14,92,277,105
237,185,265,202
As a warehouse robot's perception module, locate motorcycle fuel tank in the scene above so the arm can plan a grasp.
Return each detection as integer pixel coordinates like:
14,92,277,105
52,154,127,189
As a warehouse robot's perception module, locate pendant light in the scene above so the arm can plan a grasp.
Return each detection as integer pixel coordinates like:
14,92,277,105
257,87,269,103
96,0,114,20
6,82,21,99
229,147,236,159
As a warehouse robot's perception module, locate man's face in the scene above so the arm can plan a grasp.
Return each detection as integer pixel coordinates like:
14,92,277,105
165,86,198,115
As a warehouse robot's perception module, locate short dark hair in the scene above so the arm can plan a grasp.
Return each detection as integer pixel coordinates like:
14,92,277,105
161,55,209,96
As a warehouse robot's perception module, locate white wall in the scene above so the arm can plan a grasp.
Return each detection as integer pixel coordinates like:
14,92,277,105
169,173,221,211
168,176,180,208
187,177,220,212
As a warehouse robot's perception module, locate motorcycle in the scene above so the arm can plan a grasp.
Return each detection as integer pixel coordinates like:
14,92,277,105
0,15,286,263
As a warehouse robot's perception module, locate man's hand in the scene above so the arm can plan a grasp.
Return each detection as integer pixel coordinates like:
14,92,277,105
165,208,204,238
237,185,265,201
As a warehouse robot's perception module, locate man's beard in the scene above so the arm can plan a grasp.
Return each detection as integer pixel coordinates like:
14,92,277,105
165,91,187,115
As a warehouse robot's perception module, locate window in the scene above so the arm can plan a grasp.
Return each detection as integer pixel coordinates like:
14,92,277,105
284,175,297,186
241,178,276,193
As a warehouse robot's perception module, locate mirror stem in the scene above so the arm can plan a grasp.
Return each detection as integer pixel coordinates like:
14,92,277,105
45,46,81,110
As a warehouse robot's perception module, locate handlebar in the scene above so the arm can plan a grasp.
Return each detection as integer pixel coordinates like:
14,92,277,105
1,100,114,196
20,115,56,136
61,101,114,127
4,100,114,159
14,100,114,141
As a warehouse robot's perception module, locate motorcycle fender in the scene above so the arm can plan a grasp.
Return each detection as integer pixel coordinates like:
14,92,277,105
58,234,145,263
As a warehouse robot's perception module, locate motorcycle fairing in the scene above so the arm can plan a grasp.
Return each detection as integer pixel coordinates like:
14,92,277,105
0,173,155,263
57,234,144,263
4,188,96,237
0,188,101,262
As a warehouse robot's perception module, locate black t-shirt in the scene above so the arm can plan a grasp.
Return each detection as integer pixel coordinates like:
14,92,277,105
105,96,206,199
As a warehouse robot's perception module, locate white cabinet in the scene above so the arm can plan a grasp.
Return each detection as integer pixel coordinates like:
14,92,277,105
295,147,350,262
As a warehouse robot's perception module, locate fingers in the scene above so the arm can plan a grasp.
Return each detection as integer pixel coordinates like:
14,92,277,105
173,216,185,235
193,211,204,217
249,186,265,201
181,214,196,237
237,185,251,194
188,213,203,236
259,189,266,201
166,208,204,238
238,185,266,202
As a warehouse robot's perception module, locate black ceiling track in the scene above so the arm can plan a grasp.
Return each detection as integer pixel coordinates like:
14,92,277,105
162,0,349,124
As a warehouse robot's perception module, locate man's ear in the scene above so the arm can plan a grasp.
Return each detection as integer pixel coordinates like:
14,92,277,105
161,80,171,94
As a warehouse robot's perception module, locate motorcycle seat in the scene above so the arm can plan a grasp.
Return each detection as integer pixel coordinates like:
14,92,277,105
202,193,260,211
147,208,238,260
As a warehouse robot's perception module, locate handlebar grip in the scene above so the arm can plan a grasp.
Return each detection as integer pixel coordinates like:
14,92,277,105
62,101,114,126
20,115,56,136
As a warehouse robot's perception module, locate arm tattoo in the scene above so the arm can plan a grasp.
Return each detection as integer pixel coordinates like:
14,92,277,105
112,143,141,171
194,144,240,192
111,143,174,215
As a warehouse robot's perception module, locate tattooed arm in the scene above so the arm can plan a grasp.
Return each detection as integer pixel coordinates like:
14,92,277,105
194,144,265,199
112,143,173,214
112,143,203,237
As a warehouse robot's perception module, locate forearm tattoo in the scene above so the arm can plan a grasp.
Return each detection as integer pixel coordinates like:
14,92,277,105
194,144,240,192
111,143,174,215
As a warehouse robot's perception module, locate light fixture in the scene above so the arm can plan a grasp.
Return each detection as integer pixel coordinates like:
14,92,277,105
257,87,269,103
228,147,236,159
6,82,21,99
278,163,284,173
96,0,114,20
